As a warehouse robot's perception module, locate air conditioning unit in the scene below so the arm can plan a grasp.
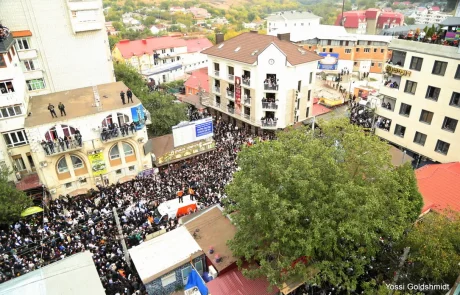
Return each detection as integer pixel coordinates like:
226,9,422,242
40,161,48,168
208,265,218,279
49,188,57,194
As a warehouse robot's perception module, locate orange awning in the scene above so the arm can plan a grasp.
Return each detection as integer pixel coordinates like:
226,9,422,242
12,30,32,38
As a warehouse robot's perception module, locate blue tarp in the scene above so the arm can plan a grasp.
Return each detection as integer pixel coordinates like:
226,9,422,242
185,269,208,295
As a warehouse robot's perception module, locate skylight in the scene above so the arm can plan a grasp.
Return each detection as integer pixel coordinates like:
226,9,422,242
251,50,259,56
234,46,241,52
218,43,224,49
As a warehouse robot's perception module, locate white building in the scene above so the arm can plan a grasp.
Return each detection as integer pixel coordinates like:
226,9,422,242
0,0,115,94
375,38,460,164
266,11,321,36
149,24,167,35
411,8,452,24
24,81,152,197
202,32,322,133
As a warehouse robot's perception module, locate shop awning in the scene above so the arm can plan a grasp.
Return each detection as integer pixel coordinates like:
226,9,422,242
12,30,32,37
67,188,88,197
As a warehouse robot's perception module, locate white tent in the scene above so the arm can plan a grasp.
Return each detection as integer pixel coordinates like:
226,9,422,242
0,251,105,295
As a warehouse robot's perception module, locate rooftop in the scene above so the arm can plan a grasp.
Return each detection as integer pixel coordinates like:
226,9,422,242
202,32,322,66
115,36,187,58
185,38,213,53
266,11,320,21
440,16,460,26
24,81,141,128
129,226,203,284
184,206,237,272
0,251,105,295
185,67,209,92
415,162,460,213
388,38,460,60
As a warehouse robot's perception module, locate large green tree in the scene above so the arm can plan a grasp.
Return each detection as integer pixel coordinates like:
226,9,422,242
0,169,33,224
114,63,187,137
224,119,423,291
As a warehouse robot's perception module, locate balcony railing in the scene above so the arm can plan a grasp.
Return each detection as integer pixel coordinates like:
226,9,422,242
243,114,250,120
0,31,14,53
228,74,234,80
264,84,278,91
382,81,400,90
261,119,278,128
99,125,137,142
41,135,83,157
262,101,278,109
227,91,234,99
227,107,235,114
213,87,220,93
214,70,219,76
242,78,250,86
244,98,251,105
214,102,221,108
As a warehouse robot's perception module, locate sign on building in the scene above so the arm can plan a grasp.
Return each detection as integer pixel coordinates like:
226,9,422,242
131,105,147,130
385,65,412,77
235,76,241,105
89,152,107,176
172,117,214,147
318,53,339,70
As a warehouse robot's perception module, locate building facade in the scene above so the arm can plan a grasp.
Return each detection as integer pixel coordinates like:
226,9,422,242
0,0,115,94
24,81,152,197
335,9,404,35
266,11,320,36
112,37,212,83
202,32,321,133
411,9,452,24
375,39,460,164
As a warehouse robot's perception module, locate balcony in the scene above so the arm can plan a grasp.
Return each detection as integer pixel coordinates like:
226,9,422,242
243,114,250,120
226,90,234,99
262,100,278,110
214,70,220,77
378,96,396,113
244,97,251,105
228,74,234,81
67,0,100,11
264,83,278,91
375,116,392,132
99,125,137,143
18,49,38,60
41,136,83,157
227,106,235,114
214,101,221,108
261,118,278,128
71,21,103,33
24,70,44,81
0,32,14,53
213,86,221,94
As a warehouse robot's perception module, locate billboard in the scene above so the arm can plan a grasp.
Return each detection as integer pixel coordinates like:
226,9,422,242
89,152,107,176
131,105,147,130
235,76,241,105
172,117,214,147
318,53,339,70
157,140,216,166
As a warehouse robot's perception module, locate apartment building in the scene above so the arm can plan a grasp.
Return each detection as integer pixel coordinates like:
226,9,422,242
293,25,392,74
24,81,151,197
0,0,115,94
112,37,212,83
266,11,321,36
202,32,321,133
375,38,460,164
335,9,404,35
410,7,452,25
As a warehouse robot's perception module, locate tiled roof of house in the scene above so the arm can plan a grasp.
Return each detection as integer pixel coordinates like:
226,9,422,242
334,11,367,28
184,67,209,92
185,38,213,53
115,37,187,58
415,162,460,213
202,32,322,66
377,12,404,28
266,11,320,21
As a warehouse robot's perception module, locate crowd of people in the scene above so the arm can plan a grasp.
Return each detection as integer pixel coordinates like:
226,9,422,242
0,117,274,295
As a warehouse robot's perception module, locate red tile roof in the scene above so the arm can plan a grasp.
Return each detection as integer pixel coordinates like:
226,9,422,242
185,38,213,53
15,173,41,191
312,103,332,116
431,6,440,11
334,11,367,28
365,9,380,19
115,37,187,58
184,67,209,92
206,268,278,295
415,163,460,213
377,12,404,28
335,9,403,29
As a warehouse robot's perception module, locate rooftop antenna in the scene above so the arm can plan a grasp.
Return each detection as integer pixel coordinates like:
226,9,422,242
93,85,102,111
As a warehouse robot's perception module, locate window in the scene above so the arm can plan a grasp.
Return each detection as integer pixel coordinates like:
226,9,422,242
364,48,370,53
71,155,84,169
306,106,310,117
410,56,423,71
455,65,460,79
128,165,135,171
394,124,406,137
378,63,382,67
2,129,28,147
115,169,122,175
450,92,460,107
432,61,447,76
374,48,377,53
419,110,434,124
309,72,313,84
413,132,427,146
356,48,360,52
15,38,30,50
435,140,450,155
297,81,301,92
23,60,37,71
26,78,46,91
161,272,176,287
57,157,69,173
381,49,384,53
65,182,73,188
170,48,174,52
195,260,203,275
13,157,26,172
404,81,417,94
442,117,458,132
161,49,166,54
345,49,351,54
371,62,375,67
322,48,326,52
0,55,5,68
329,48,333,53
110,145,120,160
308,90,311,101
0,81,15,93
6,51,12,63
0,105,22,118
76,9,97,22
399,103,412,117
181,266,192,285
425,86,440,101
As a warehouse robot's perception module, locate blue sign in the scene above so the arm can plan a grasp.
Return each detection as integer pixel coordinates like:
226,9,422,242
195,121,213,138
131,105,146,130
318,53,339,70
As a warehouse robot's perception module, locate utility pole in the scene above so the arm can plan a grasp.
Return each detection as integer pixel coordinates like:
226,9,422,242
341,0,346,26
390,247,410,295
113,207,131,268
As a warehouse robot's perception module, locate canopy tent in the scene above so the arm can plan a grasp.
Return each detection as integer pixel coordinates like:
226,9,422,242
20,206,43,217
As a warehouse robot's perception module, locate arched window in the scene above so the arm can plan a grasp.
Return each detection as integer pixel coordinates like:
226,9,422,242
117,113,130,126
45,125,77,141
57,157,69,173
61,125,77,137
45,127,58,141
122,142,134,156
71,155,84,169
109,144,120,160
102,115,113,127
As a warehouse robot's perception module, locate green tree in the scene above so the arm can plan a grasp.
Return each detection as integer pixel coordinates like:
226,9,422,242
0,169,33,224
108,35,121,50
247,12,256,22
112,21,124,31
224,119,423,291
114,63,187,136
401,211,460,286
405,17,415,25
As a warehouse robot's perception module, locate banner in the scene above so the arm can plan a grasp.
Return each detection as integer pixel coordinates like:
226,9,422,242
318,53,339,70
385,65,412,77
131,105,146,130
88,152,107,176
157,140,216,166
235,76,241,105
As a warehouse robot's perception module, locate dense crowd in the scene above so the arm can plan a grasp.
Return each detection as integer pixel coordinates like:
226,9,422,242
0,117,274,295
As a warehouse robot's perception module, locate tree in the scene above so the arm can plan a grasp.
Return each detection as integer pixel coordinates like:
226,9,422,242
224,119,423,291
108,35,121,50
114,63,187,137
405,17,415,25
400,211,460,286
247,12,256,22
0,169,33,224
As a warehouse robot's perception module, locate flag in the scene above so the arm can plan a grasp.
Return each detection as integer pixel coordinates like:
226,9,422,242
185,269,208,295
